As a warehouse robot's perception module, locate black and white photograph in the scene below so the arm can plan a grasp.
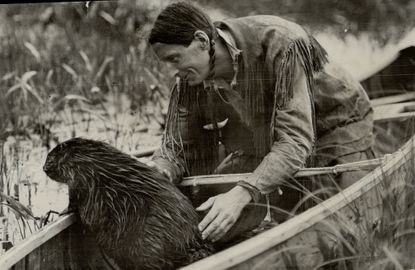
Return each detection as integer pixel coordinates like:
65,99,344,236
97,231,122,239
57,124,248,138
1,0,415,269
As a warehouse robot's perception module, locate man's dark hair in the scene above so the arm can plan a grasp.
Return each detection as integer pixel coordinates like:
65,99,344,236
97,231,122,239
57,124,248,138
149,2,216,46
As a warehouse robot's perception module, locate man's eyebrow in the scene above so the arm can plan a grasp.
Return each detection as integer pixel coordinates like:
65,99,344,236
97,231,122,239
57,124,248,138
165,53,179,60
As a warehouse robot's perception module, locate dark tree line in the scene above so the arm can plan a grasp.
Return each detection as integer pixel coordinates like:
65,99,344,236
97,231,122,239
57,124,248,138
199,0,415,44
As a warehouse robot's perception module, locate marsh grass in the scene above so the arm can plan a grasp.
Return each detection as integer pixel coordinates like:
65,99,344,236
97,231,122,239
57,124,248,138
0,2,170,145
0,2,171,251
251,135,415,269
0,137,46,251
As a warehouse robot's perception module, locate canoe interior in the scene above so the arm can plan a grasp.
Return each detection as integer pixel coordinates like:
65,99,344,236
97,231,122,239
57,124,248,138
363,46,415,156
361,46,415,99
182,134,415,269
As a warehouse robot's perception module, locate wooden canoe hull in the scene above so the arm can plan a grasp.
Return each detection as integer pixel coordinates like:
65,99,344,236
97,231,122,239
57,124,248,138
182,135,415,269
1,215,113,270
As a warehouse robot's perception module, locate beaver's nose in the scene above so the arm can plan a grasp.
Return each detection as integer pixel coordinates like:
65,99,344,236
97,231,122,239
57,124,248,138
43,161,52,175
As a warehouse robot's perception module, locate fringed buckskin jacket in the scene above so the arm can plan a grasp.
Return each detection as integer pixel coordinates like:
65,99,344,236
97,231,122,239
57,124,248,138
152,15,373,195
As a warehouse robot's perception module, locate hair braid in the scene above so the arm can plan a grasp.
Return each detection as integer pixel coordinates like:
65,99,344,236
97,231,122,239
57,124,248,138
206,35,219,135
207,39,216,80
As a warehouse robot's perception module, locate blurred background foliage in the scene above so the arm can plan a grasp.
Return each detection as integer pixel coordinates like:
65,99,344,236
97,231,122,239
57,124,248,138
201,0,415,43
0,0,169,142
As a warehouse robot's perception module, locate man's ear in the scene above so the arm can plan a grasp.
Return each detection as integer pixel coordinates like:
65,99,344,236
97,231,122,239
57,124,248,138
194,30,210,50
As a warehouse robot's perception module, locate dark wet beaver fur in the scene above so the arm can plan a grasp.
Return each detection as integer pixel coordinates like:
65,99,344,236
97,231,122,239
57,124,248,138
43,137,212,270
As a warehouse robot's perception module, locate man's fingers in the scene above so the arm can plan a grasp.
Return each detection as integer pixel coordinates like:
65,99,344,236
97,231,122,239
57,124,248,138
206,216,228,242
201,217,223,240
146,161,174,182
198,206,219,233
196,196,216,212
146,160,157,167
202,211,234,241
211,220,235,242
161,169,173,182
208,215,236,242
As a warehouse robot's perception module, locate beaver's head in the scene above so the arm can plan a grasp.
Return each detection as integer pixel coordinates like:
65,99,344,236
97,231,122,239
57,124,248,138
43,137,115,186
43,137,155,186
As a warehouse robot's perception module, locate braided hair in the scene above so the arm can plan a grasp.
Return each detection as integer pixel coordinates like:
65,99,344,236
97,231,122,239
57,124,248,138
207,38,216,80
149,2,217,79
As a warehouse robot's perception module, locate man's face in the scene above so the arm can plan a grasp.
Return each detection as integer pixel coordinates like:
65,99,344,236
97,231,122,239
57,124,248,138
152,39,210,86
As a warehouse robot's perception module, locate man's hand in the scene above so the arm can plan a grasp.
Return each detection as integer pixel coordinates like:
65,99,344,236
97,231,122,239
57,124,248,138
196,186,252,242
146,159,181,184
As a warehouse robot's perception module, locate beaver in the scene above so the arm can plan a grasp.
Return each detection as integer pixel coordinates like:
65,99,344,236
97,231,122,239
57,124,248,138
43,137,212,270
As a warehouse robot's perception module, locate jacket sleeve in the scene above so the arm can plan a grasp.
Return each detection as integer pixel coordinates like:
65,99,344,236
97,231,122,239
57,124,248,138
245,60,315,194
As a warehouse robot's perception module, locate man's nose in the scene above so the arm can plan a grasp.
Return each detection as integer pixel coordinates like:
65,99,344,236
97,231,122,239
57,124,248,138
168,69,187,80
168,67,179,78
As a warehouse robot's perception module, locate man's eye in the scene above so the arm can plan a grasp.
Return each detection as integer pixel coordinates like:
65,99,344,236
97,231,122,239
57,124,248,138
167,56,179,63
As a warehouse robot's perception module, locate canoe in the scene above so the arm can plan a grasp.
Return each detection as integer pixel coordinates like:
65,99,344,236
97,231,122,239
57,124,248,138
1,93,415,269
362,45,415,155
182,135,415,269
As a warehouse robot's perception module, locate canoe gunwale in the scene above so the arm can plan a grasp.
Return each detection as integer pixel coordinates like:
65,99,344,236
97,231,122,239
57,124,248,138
0,214,76,270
